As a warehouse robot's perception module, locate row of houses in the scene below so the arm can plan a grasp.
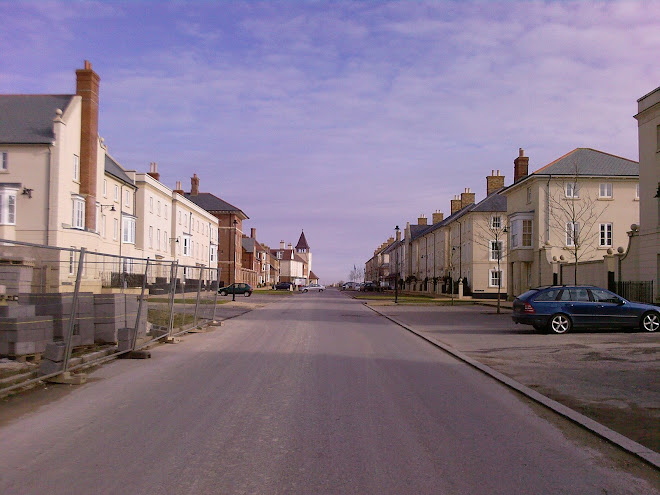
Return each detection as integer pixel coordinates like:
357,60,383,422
367,85,660,302
0,61,318,293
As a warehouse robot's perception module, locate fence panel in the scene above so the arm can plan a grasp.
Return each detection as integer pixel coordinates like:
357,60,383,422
614,281,654,304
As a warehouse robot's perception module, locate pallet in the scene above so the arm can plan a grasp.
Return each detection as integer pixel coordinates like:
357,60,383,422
14,352,42,363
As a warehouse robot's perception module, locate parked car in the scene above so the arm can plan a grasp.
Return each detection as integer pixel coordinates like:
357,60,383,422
218,283,253,297
359,281,381,292
300,283,325,293
512,285,660,334
341,282,360,291
274,282,293,290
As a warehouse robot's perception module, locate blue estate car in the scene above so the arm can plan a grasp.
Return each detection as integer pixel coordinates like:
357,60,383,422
512,285,660,334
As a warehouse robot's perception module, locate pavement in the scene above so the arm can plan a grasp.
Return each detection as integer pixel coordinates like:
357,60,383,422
366,299,660,456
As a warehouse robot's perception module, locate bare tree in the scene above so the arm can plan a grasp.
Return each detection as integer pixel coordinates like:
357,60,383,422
473,213,508,313
349,264,362,283
548,162,608,284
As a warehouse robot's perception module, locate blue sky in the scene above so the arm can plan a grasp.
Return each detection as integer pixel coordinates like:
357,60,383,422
2,1,659,283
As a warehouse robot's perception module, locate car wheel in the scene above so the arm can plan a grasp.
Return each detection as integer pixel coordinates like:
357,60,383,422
244,292,251,297
303,289,308,293
640,311,659,332
548,313,571,334
320,289,323,292
220,291,227,296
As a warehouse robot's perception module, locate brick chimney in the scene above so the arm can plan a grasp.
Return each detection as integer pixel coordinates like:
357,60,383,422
487,169,505,195
514,148,529,182
396,230,401,242
461,188,475,209
432,210,444,224
417,214,427,226
76,60,100,230
190,173,200,196
251,228,256,239
450,195,462,215
173,180,184,195
148,162,160,181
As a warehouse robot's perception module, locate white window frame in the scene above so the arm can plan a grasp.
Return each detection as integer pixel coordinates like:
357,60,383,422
599,183,613,199
114,185,119,201
489,240,502,261
565,182,579,198
489,269,502,288
183,235,191,256
526,187,531,203
566,221,580,247
69,248,76,275
522,219,532,247
599,223,613,247
149,196,153,213
124,190,130,207
164,231,168,251
72,195,85,230
157,201,161,216
148,226,153,248
0,152,8,171
122,216,136,244
73,155,80,182
491,215,501,229
156,229,161,250
113,218,119,240
210,245,217,263
0,187,18,225
164,205,168,220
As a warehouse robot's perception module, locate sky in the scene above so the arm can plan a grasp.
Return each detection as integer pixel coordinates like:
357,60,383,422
1,1,659,283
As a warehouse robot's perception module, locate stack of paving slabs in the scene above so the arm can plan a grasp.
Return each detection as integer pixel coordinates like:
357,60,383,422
18,292,95,348
93,294,147,344
39,341,66,376
0,304,54,358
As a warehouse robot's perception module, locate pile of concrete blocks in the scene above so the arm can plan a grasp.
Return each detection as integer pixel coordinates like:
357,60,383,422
18,292,95,348
0,260,34,297
0,304,54,358
39,341,66,376
93,294,148,344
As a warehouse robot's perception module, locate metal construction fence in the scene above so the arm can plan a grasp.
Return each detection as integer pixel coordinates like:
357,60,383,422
0,238,222,392
613,280,655,304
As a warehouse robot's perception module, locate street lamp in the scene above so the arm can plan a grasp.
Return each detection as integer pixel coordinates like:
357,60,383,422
232,218,238,302
395,225,400,304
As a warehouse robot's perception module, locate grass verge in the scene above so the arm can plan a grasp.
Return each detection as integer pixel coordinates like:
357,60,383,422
148,309,195,327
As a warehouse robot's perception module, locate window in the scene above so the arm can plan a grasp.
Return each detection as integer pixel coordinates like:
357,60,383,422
0,188,17,225
277,251,282,259
164,206,168,220
491,216,501,229
184,215,188,228
178,211,181,224
489,240,502,261
103,179,107,197
73,155,79,181
534,288,561,302
600,223,613,247
489,269,502,288
157,201,161,216
164,231,168,251
156,229,160,250
72,196,85,229
210,245,217,262
183,235,191,256
114,185,119,201
599,183,612,198
149,197,153,213
0,152,7,171
148,226,153,248
124,190,130,207
122,217,136,244
113,218,119,240
510,220,518,248
568,288,590,302
566,222,580,246
522,220,532,247
526,187,531,203
565,182,579,198
69,248,75,275
591,289,620,304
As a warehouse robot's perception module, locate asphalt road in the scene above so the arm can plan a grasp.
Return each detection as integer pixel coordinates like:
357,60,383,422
0,289,657,494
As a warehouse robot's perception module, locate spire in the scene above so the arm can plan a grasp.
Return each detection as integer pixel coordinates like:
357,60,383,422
295,230,310,251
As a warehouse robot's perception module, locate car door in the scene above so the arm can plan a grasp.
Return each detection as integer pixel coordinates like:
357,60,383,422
589,289,627,327
566,288,595,328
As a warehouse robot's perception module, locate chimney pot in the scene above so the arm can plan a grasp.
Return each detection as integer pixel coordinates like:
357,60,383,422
487,169,506,195
514,148,530,182
461,188,476,209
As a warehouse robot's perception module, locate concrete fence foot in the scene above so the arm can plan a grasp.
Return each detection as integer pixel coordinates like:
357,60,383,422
46,371,87,385
165,336,181,344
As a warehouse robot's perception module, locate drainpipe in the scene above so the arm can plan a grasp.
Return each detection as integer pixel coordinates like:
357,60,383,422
46,146,52,246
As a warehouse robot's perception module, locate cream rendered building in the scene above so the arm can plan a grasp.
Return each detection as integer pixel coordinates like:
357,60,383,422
503,148,639,297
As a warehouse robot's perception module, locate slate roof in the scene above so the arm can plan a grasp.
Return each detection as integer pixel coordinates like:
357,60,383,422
532,148,638,176
183,192,248,219
295,231,310,250
104,153,134,187
470,190,507,212
0,95,76,143
242,237,255,252
309,271,319,280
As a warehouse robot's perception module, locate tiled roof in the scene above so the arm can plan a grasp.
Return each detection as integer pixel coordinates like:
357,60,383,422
0,95,75,143
242,237,255,252
532,148,638,176
295,231,310,250
104,153,134,186
309,271,319,279
184,192,248,219
471,190,507,212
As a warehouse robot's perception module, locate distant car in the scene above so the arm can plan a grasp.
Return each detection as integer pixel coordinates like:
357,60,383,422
301,283,325,293
360,282,381,292
218,283,253,297
341,282,360,291
512,285,660,334
274,282,293,290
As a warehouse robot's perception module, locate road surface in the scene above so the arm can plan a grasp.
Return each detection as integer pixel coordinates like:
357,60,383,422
0,289,657,494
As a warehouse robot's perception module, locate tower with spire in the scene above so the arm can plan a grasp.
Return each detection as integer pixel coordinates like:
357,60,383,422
295,230,312,276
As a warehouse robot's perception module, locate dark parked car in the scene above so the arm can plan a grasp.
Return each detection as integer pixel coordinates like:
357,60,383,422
359,282,381,292
512,285,660,334
218,283,253,297
274,282,292,290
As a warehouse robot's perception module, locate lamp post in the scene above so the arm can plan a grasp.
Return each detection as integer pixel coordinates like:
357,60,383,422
232,218,237,302
395,225,400,303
